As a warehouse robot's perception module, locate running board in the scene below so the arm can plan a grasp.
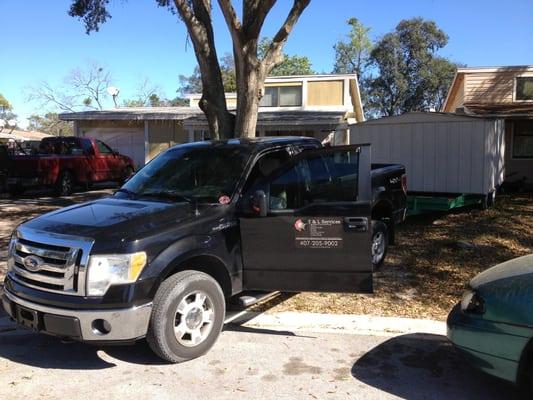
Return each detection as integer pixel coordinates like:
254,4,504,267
237,291,279,307
224,291,279,324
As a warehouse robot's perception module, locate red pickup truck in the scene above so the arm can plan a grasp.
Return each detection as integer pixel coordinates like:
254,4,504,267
7,136,135,196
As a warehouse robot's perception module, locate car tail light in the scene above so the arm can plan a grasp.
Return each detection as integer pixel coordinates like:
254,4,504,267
401,174,407,194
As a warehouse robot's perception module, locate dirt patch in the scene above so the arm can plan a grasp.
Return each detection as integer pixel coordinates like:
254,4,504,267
1,192,531,321
250,194,533,320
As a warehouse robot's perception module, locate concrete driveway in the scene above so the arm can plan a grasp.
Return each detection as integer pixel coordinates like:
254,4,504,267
0,313,521,400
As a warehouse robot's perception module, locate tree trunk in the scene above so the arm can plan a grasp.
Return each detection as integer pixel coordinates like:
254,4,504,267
196,57,235,139
234,52,264,138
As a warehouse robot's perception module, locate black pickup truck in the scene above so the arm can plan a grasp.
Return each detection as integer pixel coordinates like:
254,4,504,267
2,137,406,362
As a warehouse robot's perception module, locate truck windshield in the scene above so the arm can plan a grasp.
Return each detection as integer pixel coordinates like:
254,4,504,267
119,145,251,204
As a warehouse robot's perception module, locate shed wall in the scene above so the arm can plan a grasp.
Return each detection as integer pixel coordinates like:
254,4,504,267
350,117,505,195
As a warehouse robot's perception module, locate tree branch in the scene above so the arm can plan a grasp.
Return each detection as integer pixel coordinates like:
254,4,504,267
217,0,243,48
262,0,310,70
242,0,276,38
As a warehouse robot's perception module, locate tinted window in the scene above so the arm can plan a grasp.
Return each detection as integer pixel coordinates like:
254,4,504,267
97,140,114,155
121,146,251,203
268,148,359,210
516,77,533,101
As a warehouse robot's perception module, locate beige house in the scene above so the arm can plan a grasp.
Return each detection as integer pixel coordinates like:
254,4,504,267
443,66,533,188
59,74,364,168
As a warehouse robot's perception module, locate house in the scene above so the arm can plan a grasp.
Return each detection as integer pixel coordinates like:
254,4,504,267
59,74,364,168
443,66,533,189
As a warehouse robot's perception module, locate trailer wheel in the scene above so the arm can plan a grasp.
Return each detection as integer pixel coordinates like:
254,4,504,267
371,220,388,269
147,270,225,363
55,171,74,196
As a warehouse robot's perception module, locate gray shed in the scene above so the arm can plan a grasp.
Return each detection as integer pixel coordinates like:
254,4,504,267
349,112,505,195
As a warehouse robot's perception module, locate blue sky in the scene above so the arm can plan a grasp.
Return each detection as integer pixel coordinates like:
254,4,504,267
1,0,532,128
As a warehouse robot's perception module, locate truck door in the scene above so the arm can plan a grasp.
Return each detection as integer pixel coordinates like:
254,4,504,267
239,145,372,293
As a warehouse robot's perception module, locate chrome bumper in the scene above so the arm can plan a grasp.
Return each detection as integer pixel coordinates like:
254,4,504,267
2,289,152,342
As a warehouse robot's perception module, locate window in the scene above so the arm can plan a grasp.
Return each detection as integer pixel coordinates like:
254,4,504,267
516,77,533,101
513,120,533,159
267,148,359,210
260,85,302,107
97,140,114,155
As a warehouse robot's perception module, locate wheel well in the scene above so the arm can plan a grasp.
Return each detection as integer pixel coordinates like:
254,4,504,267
164,255,232,299
517,338,533,386
58,168,76,184
372,200,394,244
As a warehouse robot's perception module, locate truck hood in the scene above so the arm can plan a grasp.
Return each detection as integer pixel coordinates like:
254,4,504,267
22,197,201,244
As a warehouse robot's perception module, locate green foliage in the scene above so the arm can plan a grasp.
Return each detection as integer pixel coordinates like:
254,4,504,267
178,53,236,95
366,18,458,116
0,93,13,112
27,113,74,136
332,18,372,78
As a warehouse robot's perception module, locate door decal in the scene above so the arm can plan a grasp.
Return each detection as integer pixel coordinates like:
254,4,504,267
294,217,344,249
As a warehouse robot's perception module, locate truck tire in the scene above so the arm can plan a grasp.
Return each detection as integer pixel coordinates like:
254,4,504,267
371,220,388,269
8,184,25,196
146,270,225,363
55,171,74,196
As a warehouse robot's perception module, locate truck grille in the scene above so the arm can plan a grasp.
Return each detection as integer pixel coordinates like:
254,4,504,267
7,228,94,296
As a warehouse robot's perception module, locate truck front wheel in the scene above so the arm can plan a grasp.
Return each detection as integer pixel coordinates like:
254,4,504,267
146,270,225,363
371,220,388,269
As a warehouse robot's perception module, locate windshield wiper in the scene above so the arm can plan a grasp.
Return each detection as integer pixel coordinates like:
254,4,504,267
139,191,194,204
115,188,138,198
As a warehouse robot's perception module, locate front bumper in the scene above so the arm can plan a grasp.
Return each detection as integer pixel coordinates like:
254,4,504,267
447,303,527,384
2,287,152,342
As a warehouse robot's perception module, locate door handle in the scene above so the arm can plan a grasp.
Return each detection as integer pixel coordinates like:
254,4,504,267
344,217,368,232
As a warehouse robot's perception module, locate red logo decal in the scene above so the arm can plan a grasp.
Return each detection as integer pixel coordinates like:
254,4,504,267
218,195,231,205
294,219,306,232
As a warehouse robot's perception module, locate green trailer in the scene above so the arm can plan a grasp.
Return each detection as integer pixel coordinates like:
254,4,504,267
407,193,492,215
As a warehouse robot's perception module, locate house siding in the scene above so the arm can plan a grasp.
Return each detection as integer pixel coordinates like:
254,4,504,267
464,71,516,104
146,121,188,161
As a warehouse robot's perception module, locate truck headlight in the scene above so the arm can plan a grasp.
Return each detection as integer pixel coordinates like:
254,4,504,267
87,252,147,296
6,231,17,272
460,288,485,314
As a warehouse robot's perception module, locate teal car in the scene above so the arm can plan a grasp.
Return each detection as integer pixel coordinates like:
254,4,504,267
448,254,533,390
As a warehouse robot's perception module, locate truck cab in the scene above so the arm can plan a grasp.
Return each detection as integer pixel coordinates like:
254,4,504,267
2,137,402,362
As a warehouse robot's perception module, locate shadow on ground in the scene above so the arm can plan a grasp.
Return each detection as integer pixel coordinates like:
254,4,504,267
352,333,522,400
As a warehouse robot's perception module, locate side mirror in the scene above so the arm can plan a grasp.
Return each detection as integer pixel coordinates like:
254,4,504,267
251,190,267,217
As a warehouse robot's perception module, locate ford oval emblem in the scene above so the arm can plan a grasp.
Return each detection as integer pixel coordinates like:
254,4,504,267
23,255,44,272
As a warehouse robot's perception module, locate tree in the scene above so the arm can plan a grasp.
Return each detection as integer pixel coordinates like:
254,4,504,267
27,62,113,112
179,44,312,96
69,0,311,139
27,113,74,136
178,53,237,96
0,93,17,128
366,18,458,116
257,38,313,76
0,93,12,112
332,18,372,79
123,78,169,107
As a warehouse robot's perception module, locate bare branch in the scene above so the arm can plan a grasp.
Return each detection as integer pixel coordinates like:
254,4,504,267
262,0,311,70
217,0,243,48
